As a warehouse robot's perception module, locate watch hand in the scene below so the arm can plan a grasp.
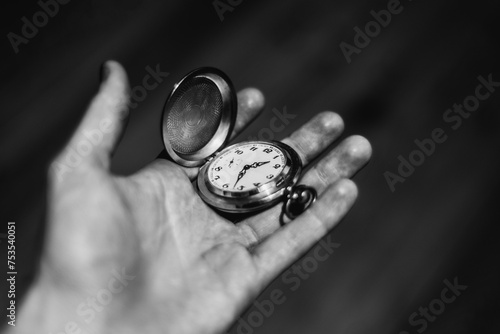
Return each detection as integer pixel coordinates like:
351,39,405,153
250,161,270,168
234,164,251,188
233,161,270,188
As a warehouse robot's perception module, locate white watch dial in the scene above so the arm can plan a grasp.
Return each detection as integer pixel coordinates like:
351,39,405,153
208,143,286,192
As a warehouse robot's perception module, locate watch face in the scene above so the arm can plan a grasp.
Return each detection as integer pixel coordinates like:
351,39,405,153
198,140,302,213
208,142,286,193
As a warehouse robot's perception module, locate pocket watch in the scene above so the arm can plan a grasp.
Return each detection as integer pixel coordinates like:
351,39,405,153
160,67,316,219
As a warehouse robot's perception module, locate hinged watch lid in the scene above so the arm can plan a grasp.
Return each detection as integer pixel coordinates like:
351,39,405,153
161,67,237,167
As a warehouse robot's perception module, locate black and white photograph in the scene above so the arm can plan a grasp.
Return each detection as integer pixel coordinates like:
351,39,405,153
1,0,499,333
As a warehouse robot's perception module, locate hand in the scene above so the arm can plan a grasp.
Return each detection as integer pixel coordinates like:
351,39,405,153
249,161,270,168
12,61,372,334
234,164,251,188
234,161,269,188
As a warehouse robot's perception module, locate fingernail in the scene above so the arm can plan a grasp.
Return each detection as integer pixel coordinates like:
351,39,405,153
99,61,110,83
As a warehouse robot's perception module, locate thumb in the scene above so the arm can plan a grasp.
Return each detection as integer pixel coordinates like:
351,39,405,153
62,60,130,171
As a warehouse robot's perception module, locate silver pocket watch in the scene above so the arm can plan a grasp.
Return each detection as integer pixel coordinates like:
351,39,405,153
161,68,316,219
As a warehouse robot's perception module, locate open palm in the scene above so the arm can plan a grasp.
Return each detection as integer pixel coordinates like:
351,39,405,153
13,61,371,334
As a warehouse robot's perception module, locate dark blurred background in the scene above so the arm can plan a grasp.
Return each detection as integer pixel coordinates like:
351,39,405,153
1,0,500,333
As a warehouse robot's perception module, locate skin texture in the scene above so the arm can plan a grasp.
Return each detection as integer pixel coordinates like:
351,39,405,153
9,61,372,334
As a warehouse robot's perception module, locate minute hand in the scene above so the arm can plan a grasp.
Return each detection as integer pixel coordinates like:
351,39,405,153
250,161,270,168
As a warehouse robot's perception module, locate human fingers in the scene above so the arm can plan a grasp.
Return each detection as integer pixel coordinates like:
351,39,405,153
238,134,371,246
236,111,346,245
299,135,372,193
230,88,265,140
252,179,358,283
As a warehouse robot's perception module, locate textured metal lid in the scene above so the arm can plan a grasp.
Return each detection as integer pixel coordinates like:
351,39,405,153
161,67,236,167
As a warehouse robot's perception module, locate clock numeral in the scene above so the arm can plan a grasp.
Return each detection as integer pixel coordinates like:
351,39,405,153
237,185,245,190
266,174,274,179
222,183,229,188
263,148,272,153
215,166,222,171
273,155,279,159
235,150,243,155
273,164,281,169
214,175,220,180
249,147,258,151
253,182,261,187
